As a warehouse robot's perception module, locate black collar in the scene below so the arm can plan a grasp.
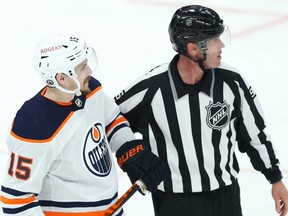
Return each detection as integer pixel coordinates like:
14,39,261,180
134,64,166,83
168,54,214,99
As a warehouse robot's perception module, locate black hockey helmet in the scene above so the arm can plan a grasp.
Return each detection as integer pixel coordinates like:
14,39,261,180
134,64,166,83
168,5,225,55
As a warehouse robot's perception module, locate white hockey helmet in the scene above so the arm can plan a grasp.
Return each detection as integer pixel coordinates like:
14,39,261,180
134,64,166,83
33,34,97,95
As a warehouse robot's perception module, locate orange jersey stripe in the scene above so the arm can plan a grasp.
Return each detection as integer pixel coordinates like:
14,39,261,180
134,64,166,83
106,117,128,134
86,86,102,99
44,210,109,216
40,87,73,106
10,85,102,144
43,182,139,216
10,111,75,143
0,195,36,205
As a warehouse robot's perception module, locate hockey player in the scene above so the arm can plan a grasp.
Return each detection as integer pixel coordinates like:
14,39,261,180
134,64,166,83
0,34,166,216
114,5,288,216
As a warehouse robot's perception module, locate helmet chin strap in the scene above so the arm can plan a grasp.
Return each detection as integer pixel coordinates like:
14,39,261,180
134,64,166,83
56,76,82,96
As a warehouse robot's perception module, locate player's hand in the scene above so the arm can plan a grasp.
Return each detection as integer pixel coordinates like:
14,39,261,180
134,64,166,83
116,140,167,193
272,180,288,216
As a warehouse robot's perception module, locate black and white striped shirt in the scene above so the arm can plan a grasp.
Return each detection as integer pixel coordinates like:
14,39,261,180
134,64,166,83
115,54,282,193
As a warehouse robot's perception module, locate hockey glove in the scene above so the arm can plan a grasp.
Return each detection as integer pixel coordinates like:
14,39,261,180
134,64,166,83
116,140,167,193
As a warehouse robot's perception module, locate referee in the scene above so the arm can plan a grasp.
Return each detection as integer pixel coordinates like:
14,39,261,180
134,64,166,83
115,5,288,216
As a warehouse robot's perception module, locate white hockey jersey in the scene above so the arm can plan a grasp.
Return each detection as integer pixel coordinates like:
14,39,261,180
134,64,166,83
1,77,135,216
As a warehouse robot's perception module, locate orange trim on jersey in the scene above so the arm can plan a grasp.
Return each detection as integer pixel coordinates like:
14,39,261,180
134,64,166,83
86,86,102,99
44,211,103,216
0,195,36,205
44,209,118,216
41,87,73,106
40,86,48,96
55,101,73,106
10,112,75,143
106,117,128,134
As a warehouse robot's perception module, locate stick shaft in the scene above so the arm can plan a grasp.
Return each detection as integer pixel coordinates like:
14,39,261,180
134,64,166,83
103,181,141,216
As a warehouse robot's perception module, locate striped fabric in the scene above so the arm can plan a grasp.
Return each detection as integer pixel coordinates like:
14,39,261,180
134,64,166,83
115,54,281,193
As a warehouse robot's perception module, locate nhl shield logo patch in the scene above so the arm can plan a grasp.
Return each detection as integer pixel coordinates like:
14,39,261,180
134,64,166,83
206,101,230,130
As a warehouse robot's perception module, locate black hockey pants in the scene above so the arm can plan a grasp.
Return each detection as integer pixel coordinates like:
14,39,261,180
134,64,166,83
152,180,242,216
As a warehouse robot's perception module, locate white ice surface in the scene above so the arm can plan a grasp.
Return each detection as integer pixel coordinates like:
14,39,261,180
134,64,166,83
1,0,288,215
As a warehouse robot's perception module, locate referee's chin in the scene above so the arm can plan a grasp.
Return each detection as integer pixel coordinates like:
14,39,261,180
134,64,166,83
204,60,221,69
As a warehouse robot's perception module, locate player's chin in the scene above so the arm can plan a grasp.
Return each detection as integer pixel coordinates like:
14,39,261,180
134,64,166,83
81,87,91,95
80,82,91,93
83,78,91,87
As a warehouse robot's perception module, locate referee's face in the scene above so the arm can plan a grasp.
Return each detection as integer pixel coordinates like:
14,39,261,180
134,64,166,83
203,36,225,69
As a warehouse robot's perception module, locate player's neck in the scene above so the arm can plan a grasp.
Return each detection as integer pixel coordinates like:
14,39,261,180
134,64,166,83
177,55,204,85
44,87,75,103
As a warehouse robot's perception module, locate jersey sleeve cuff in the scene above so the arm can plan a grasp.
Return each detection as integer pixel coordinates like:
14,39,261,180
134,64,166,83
262,166,283,184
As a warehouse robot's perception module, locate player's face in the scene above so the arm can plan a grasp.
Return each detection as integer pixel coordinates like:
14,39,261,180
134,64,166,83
203,36,225,69
75,59,92,93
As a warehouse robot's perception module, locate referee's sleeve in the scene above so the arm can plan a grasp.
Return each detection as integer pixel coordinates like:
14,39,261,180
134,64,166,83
114,78,149,132
235,74,282,184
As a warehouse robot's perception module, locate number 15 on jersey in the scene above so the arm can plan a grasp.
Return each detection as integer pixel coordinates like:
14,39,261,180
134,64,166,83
8,152,33,181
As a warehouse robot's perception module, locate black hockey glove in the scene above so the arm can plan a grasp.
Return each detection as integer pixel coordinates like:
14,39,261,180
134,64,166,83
116,140,167,193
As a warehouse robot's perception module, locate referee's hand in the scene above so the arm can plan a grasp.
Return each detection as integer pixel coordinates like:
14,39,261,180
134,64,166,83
272,180,288,216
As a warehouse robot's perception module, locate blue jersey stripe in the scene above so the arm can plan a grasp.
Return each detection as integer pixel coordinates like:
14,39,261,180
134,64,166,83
2,202,39,214
39,192,118,208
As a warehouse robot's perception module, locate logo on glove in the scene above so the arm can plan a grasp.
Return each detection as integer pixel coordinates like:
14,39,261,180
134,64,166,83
117,144,144,168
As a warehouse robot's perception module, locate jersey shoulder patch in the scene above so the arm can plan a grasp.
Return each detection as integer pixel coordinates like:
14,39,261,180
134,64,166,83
11,92,73,141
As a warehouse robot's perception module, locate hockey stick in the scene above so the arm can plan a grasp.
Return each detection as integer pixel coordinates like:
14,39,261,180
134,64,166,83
44,180,146,216
102,179,147,216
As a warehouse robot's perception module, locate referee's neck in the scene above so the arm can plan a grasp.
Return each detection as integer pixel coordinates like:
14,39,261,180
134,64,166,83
177,55,204,85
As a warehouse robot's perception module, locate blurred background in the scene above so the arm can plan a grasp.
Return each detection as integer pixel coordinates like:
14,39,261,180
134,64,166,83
1,0,288,215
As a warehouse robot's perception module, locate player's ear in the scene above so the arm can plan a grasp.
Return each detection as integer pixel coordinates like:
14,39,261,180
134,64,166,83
55,73,66,85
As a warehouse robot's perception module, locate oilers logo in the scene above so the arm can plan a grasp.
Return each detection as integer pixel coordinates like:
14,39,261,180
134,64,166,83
83,123,112,177
206,101,230,130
